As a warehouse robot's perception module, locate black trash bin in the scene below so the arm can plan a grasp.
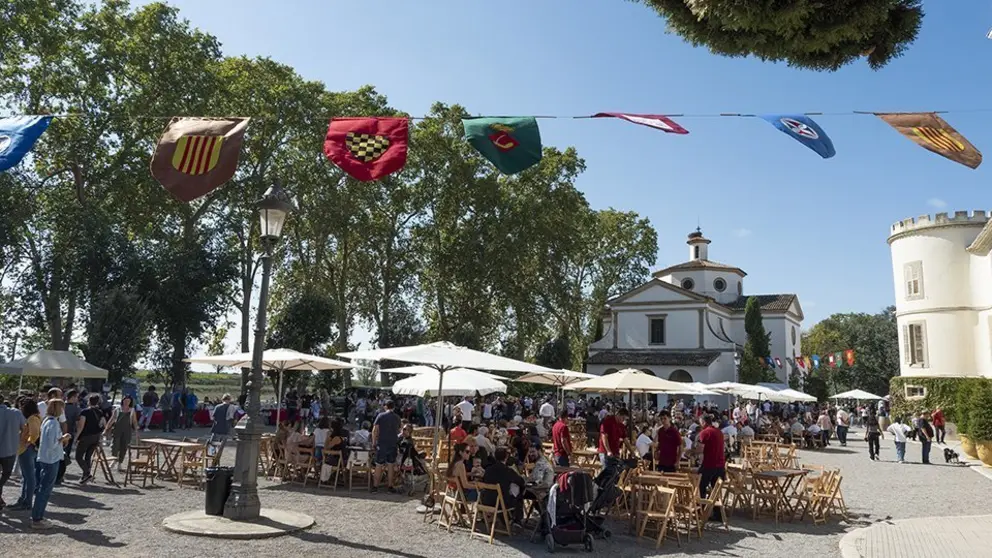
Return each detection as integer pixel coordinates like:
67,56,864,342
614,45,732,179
204,466,234,516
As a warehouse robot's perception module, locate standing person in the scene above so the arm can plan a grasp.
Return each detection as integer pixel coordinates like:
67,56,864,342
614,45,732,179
31,399,70,529
0,393,26,510
185,389,198,429
886,416,911,463
139,386,158,432
931,407,946,445
551,409,572,467
209,394,235,450
597,406,627,468
455,396,474,431
918,411,934,464
654,410,683,473
370,400,401,493
11,399,41,511
105,396,138,472
695,414,726,498
835,406,851,447
56,390,81,485
74,395,106,484
864,414,882,461
159,385,174,433
816,410,833,447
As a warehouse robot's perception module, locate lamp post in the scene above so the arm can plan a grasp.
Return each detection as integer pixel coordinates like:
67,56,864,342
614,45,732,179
224,180,294,521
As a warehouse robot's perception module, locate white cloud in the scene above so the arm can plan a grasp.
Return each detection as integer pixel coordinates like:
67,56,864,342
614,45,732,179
732,228,752,238
927,198,947,209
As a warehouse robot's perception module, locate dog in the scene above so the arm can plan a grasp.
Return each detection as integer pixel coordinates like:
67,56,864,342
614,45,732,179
943,447,960,464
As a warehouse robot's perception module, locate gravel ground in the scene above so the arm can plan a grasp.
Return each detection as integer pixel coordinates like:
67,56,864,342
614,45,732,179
1,426,990,558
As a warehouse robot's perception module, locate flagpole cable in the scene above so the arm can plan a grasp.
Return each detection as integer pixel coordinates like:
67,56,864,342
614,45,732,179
4,108,992,120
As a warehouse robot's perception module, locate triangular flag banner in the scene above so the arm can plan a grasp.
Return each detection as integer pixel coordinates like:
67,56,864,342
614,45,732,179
591,112,689,134
876,112,982,169
844,349,856,366
797,356,806,369
463,117,542,175
324,117,409,182
812,355,820,369
827,354,836,367
760,114,835,159
834,351,844,367
151,117,249,202
774,357,783,368
0,116,53,172
765,357,775,368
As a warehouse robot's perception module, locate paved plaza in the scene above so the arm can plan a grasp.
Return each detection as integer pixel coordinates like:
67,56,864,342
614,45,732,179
1,428,991,558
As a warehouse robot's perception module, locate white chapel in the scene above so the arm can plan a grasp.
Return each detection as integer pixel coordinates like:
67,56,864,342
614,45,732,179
585,229,804,390
888,210,992,379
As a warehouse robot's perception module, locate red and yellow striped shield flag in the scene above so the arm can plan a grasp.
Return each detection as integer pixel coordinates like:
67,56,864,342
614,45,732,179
876,113,982,169
151,117,249,202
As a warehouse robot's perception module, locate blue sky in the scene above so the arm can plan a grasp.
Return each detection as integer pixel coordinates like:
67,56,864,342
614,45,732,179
155,0,992,329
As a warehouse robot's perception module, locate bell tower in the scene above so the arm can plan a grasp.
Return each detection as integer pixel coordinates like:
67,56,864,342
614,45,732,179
687,227,710,261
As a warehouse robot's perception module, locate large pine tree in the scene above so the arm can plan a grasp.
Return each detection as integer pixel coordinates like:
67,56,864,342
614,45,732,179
639,0,924,71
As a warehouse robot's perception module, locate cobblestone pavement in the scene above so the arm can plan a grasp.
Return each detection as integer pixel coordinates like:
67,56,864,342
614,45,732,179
1,427,990,557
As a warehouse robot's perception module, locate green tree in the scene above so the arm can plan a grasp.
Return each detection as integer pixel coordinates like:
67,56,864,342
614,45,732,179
740,296,774,384
78,287,152,389
638,0,923,71
801,307,898,396
265,289,336,394
204,324,229,373
534,337,573,371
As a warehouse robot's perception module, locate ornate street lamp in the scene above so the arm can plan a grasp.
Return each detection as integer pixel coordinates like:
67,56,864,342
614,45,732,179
224,180,294,520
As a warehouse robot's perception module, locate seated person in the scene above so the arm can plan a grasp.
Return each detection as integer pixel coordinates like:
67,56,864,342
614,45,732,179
469,456,485,481
323,418,349,467
526,447,555,490
447,442,478,501
481,448,526,522
350,421,371,449
510,428,530,464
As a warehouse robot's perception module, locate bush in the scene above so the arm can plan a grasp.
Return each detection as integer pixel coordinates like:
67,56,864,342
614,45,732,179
968,382,992,441
955,381,976,437
889,376,991,427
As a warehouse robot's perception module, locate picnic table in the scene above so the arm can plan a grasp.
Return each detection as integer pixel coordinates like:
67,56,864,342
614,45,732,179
141,437,205,481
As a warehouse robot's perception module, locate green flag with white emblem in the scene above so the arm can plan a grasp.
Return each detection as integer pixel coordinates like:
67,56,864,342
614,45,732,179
462,117,542,175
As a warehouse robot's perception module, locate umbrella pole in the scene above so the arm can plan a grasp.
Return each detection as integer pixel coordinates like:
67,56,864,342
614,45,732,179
428,367,446,504
276,369,284,433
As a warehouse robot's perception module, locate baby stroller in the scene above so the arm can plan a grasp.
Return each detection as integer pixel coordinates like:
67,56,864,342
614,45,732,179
398,441,430,496
542,470,598,553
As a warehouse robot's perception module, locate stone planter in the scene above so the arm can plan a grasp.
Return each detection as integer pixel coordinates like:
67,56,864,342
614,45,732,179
960,435,979,459
977,441,992,467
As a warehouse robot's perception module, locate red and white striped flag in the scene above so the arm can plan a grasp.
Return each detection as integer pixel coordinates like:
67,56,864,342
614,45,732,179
592,112,689,134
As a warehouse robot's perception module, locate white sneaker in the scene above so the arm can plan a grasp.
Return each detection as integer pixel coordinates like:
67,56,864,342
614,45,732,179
31,519,53,530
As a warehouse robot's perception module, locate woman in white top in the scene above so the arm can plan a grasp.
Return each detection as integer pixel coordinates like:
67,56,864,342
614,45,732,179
635,425,654,461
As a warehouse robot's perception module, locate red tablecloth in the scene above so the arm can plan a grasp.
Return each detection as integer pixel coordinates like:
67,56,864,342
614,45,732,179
268,409,288,425
194,409,211,426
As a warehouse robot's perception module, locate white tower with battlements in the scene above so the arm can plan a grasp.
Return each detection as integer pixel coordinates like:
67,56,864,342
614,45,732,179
888,210,992,379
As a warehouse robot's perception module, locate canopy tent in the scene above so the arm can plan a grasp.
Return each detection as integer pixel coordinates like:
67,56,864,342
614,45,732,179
338,341,555,502
706,382,794,403
185,348,360,430
830,389,883,400
0,349,109,391
390,368,507,397
380,365,505,381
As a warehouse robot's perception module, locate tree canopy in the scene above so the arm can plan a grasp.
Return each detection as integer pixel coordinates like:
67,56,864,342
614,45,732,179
639,0,924,71
801,306,899,397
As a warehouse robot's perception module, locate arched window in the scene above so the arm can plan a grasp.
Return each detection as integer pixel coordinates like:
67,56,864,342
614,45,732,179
640,368,656,376
604,368,619,376
669,369,693,383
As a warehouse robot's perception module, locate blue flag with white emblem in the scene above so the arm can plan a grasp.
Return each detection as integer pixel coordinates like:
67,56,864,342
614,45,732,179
760,114,835,159
0,116,53,172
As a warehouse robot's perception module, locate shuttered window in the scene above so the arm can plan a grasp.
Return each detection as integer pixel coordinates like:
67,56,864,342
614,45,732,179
903,261,924,301
904,321,928,367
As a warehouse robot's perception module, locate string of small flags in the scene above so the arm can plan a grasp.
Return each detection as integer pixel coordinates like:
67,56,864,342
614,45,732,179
0,110,984,203
763,349,857,372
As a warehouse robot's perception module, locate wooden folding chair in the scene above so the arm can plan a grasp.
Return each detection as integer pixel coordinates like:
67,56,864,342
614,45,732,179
317,451,345,490
698,478,729,536
349,449,372,492
470,482,512,544
438,482,472,533
637,485,679,549
124,444,156,488
724,467,753,516
93,443,120,487
296,447,317,487
752,475,783,523
178,443,208,488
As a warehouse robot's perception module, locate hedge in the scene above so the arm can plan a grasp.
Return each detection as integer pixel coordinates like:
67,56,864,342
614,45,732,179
889,376,992,425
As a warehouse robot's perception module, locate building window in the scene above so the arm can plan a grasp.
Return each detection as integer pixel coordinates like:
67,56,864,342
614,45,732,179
737,281,743,295
902,321,928,367
669,369,693,382
904,261,924,301
649,317,666,345
905,385,927,400
681,278,695,290
791,326,797,345
693,245,700,259
713,278,726,292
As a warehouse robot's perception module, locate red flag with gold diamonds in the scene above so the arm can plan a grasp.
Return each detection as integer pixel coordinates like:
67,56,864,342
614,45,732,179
324,117,408,181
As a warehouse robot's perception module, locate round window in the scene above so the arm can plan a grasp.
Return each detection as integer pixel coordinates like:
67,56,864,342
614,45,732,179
737,281,743,295
681,278,695,290
714,278,727,292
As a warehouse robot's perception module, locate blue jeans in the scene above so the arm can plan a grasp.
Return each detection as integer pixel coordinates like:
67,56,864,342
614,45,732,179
894,441,906,462
32,461,58,521
554,454,570,468
17,447,37,507
836,425,849,444
921,440,932,464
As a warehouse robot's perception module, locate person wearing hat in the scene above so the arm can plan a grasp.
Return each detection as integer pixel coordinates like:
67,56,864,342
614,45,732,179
209,394,236,453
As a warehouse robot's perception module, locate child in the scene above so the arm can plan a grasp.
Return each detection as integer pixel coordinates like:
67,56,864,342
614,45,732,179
470,457,484,481
312,417,330,460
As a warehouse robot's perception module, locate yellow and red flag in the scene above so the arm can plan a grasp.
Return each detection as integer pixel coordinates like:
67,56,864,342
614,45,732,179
151,117,249,202
876,112,981,169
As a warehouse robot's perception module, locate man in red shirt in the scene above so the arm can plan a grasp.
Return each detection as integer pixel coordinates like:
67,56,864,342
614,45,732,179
695,414,726,498
598,406,628,468
931,407,946,444
449,422,467,445
551,409,572,467
654,410,683,473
